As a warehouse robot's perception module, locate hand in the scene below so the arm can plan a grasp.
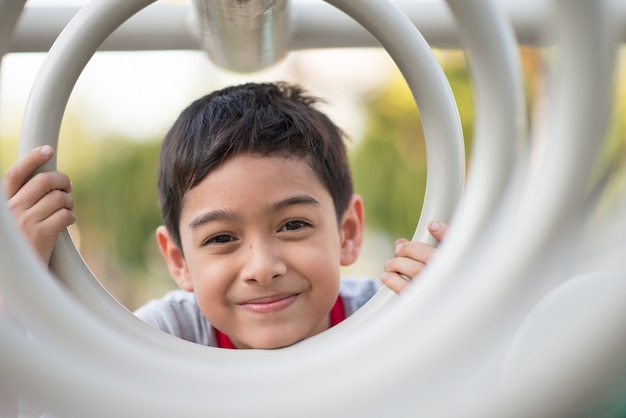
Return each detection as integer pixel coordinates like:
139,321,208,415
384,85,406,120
382,220,448,294
2,146,75,265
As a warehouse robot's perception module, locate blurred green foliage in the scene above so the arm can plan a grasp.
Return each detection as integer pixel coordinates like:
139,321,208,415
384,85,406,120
59,133,171,308
2,48,625,310
350,51,474,239
70,138,162,269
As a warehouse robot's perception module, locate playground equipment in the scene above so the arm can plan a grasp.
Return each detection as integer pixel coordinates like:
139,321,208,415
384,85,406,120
1,0,625,417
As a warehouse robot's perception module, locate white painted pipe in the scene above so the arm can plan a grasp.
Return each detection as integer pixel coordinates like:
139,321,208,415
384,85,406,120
16,0,465,331
1,0,625,417
4,0,465,415
5,0,559,55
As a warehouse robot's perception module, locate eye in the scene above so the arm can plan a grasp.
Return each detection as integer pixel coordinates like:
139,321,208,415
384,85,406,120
280,220,310,232
203,234,236,246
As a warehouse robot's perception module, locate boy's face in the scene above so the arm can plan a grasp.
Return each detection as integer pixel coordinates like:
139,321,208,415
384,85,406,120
157,153,364,349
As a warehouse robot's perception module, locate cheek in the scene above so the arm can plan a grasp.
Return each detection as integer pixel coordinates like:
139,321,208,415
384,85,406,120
295,233,342,284
187,256,235,311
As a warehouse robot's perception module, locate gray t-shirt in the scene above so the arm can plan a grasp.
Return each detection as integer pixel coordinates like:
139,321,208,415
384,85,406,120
134,277,381,346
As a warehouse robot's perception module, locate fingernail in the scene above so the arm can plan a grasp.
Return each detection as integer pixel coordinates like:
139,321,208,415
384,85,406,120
429,221,441,233
40,145,53,157
381,272,390,283
394,243,404,254
384,259,391,269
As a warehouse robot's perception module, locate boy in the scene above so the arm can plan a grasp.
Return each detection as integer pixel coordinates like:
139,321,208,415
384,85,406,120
3,82,446,349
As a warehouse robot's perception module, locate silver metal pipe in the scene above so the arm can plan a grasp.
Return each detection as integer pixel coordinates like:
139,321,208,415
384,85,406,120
6,1,542,54
9,4,198,53
191,0,290,72
9,0,626,58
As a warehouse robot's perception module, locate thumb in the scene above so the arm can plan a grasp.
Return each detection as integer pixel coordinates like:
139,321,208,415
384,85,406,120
427,220,448,242
2,146,55,198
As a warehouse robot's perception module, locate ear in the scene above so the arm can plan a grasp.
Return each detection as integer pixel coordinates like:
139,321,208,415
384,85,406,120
156,225,194,292
339,194,365,266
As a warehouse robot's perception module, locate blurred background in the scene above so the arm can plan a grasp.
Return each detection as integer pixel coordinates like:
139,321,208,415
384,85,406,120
1,1,625,312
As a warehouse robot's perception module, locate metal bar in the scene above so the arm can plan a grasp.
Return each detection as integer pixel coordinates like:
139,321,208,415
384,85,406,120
192,0,290,72
9,3,197,53
12,0,623,55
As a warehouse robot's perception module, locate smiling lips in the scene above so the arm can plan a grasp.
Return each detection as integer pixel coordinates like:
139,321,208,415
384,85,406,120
239,294,298,313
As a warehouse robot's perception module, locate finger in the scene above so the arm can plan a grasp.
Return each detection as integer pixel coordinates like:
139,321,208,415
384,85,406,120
41,207,76,233
382,272,412,294
19,200,75,238
25,207,76,239
18,190,74,226
24,207,76,265
427,220,448,242
2,146,55,198
384,256,426,280
394,240,437,264
7,171,72,212
394,237,409,249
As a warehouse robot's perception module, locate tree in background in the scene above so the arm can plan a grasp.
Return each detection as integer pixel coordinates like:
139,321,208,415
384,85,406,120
3,48,623,310
65,136,171,309
350,50,474,240
71,138,161,269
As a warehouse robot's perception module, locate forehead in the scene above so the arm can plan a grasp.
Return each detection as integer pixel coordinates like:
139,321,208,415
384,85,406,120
207,152,322,188
180,153,331,216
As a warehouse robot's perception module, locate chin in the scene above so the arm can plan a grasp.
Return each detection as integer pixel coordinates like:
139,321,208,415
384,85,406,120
245,330,306,350
252,337,300,350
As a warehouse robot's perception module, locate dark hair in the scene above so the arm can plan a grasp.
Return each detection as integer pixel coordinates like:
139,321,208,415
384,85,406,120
157,82,353,249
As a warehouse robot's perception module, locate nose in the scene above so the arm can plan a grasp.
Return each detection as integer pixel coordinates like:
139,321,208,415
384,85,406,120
239,238,287,286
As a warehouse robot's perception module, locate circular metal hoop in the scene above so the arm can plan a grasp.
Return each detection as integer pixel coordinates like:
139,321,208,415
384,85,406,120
2,0,625,417
6,0,465,415
17,0,465,332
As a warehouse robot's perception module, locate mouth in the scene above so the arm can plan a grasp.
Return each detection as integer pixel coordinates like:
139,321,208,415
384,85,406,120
239,293,299,314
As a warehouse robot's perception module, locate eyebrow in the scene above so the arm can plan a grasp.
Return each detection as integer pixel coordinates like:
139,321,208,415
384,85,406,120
188,195,321,231
188,209,238,230
269,195,321,213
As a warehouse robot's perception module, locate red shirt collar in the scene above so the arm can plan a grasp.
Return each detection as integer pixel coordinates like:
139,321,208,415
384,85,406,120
214,295,346,349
